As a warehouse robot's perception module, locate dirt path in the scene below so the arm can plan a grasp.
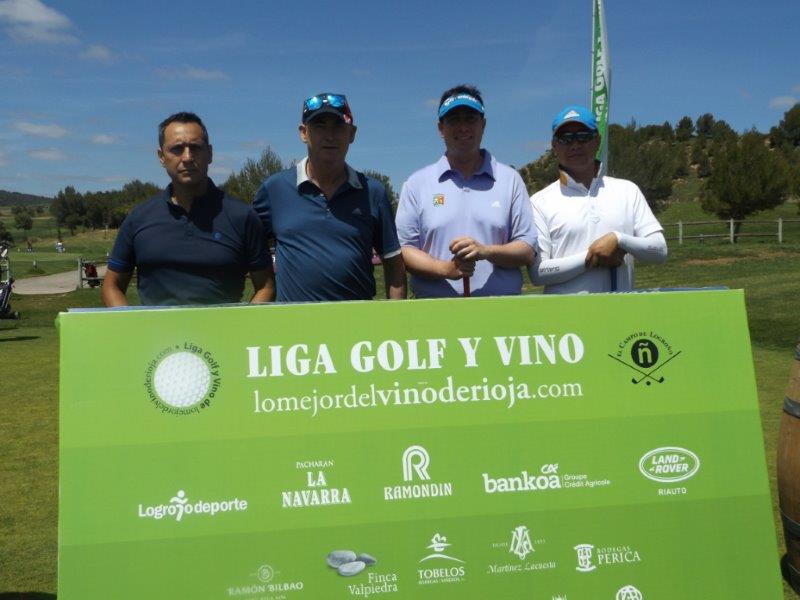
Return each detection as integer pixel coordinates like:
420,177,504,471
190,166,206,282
12,266,107,295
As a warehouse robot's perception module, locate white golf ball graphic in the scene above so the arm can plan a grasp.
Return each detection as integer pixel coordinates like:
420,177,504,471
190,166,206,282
153,352,211,408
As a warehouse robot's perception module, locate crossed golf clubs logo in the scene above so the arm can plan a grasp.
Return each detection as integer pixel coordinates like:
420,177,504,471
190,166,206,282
608,338,682,386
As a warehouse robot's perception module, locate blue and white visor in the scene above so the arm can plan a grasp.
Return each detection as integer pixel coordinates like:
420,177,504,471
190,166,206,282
438,93,485,119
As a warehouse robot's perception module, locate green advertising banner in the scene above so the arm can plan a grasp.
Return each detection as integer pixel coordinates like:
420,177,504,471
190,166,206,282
58,290,782,599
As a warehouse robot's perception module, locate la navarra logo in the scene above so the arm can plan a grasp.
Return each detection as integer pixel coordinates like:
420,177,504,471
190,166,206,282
608,331,681,386
144,342,221,414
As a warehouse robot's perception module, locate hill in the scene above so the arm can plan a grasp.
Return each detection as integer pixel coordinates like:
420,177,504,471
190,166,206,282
0,189,52,206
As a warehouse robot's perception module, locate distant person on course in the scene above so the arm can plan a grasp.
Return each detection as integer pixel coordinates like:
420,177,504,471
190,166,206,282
252,93,406,302
102,112,274,306
529,105,667,294
395,84,536,298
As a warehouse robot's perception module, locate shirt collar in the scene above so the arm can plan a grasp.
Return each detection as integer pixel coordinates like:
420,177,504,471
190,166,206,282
295,156,362,190
437,149,495,182
558,165,603,193
163,178,220,208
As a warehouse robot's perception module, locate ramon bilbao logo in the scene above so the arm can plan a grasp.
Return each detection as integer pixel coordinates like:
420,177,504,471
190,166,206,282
144,342,221,414
609,331,681,386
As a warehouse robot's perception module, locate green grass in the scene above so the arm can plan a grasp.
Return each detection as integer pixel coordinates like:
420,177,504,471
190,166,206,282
1,245,798,598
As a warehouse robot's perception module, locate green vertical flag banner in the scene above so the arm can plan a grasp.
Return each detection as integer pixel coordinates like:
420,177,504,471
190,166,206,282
58,291,783,599
592,0,611,174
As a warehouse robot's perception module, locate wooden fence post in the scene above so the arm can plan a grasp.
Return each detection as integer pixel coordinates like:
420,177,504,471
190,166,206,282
779,218,784,244
729,219,735,244
678,221,683,245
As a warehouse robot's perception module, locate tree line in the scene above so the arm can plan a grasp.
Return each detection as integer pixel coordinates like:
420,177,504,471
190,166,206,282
38,103,800,241
519,104,800,227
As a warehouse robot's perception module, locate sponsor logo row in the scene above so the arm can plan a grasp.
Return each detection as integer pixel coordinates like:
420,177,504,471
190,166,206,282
136,445,700,521
223,528,646,599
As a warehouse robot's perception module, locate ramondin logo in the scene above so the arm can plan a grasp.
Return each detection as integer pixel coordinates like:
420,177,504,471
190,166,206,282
384,445,453,501
403,445,430,482
137,489,248,522
608,331,681,386
639,447,700,483
144,343,221,414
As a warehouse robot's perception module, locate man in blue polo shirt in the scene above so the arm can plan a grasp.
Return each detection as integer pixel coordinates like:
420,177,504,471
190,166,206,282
396,85,536,298
102,112,273,306
253,93,406,302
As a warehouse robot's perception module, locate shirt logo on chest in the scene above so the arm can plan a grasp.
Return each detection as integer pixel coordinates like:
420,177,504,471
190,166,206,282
432,194,445,207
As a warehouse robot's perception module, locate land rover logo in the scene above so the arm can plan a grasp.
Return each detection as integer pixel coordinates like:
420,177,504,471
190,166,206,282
639,447,700,483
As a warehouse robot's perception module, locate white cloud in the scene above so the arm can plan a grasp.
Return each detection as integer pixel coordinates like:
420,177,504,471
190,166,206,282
156,66,229,81
28,148,66,160
769,96,798,110
79,44,114,63
14,121,67,138
0,0,77,44
91,134,115,145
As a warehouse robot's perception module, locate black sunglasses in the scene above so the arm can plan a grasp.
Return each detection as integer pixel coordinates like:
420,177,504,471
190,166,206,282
553,131,598,145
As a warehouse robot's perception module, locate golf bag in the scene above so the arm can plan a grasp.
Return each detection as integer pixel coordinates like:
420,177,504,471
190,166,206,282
0,242,19,320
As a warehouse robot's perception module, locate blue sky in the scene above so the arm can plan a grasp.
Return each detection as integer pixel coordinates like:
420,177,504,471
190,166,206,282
0,0,798,197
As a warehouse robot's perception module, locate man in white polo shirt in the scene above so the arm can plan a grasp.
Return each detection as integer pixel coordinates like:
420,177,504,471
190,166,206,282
396,84,536,298
529,105,667,294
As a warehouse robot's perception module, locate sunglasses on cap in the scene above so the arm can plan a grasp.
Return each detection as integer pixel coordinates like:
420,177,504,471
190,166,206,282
304,93,347,111
553,130,598,145
302,93,353,124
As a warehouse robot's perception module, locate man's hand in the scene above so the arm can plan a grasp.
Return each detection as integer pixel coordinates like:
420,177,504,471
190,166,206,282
585,232,626,268
449,236,488,262
442,257,475,280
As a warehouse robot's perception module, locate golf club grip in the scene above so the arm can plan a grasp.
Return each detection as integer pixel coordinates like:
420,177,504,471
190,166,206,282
463,277,470,297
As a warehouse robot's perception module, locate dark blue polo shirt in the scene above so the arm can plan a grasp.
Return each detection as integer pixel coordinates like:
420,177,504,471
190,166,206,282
108,180,270,306
253,158,401,302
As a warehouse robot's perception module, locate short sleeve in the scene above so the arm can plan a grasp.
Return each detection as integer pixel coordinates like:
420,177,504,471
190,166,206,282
252,180,274,240
243,207,271,271
631,184,663,238
508,172,538,249
395,179,420,248
531,194,552,261
371,180,401,259
108,212,136,273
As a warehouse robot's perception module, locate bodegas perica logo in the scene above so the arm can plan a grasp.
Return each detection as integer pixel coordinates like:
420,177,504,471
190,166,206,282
144,343,221,414
608,331,682,386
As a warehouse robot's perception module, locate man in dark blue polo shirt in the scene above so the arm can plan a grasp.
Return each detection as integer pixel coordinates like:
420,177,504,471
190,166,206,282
102,112,273,306
253,93,406,302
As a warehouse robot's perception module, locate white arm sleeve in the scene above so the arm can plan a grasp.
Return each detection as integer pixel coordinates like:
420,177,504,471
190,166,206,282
616,231,668,263
529,251,588,285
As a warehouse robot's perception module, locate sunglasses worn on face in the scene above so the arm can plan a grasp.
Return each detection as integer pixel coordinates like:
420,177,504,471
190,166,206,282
304,94,347,111
553,131,598,145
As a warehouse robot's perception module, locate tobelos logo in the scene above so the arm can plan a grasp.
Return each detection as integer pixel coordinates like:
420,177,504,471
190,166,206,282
639,447,700,483
609,331,681,386
144,343,221,414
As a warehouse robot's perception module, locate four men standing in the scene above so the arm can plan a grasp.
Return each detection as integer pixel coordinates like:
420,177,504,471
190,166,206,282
102,95,666,308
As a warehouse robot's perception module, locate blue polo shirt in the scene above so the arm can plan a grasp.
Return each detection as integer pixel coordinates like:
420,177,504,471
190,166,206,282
108,180,270,306
253,157,401,302
396,150,537,297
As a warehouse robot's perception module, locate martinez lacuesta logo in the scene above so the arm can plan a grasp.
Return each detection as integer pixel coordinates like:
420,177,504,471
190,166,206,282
608,331,682,386
144,342,221,414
